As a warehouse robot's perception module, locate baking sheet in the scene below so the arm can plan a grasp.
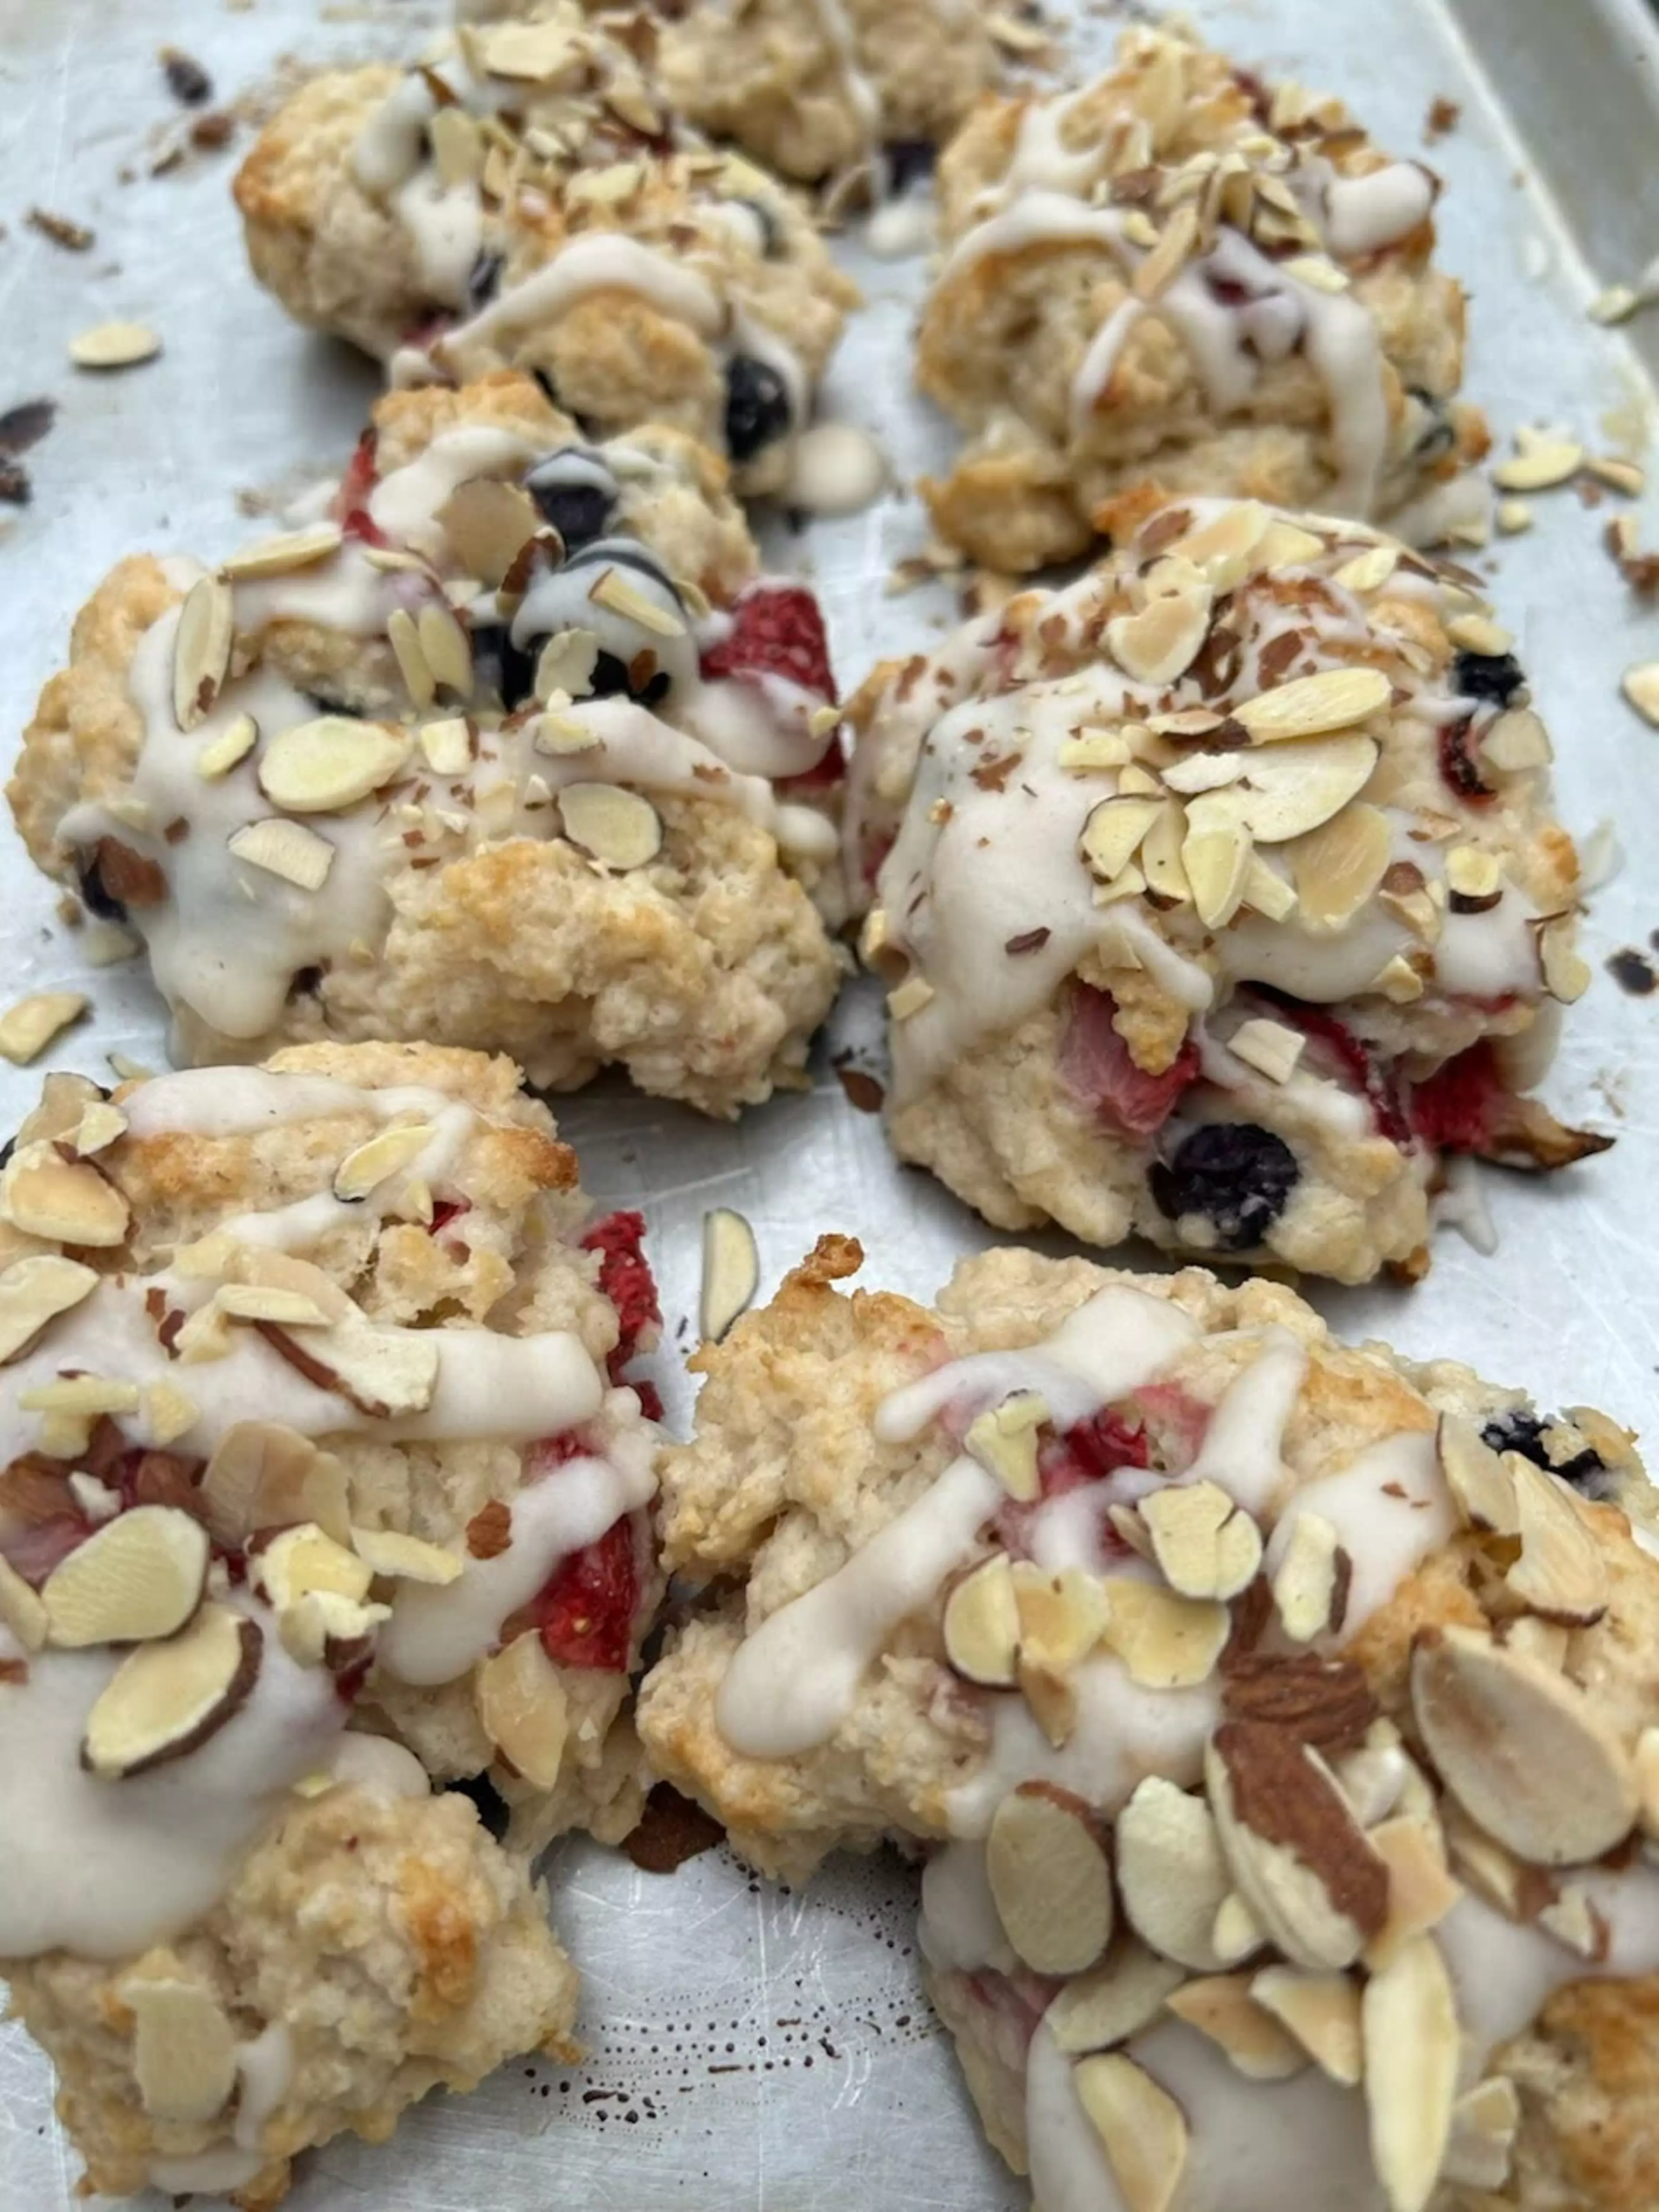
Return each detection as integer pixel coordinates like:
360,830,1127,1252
1,0,1658,2202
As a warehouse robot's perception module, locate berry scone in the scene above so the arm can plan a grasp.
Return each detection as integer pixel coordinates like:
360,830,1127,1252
233,6,858,495
0,1039,669,2202
638,1235,1659,2212
9,374,847,1113
843,495,1605,1285
655,0,998,188
917,22,1489,572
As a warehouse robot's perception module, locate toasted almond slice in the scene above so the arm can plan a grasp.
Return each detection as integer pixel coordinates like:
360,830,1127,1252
215,1284,331,1328
196,713,258,779
260,1304,439,1419
388,606,436,709
1227,1017,1305,1085
476,1629,569,1787
1165,1974,1307,2079
943,1554,1020,1687
887,973,935,1021
83,1602,261,1775
965,1391,1048,1503
1506,1615,1570,1670
1058,730,1132,772
1442,2076,1520,2191
125,1976,237,2122
1478,707,1551,772
1287,802,1392,929
1139,1481,1261,1602
1046,1937,1185,2054
1188,735,1379,845
1636,1726,1659,1840
0,1253,99,1363
1232,666,1390,744
535,709,602,757
1080,795,1163,883
1211,1891,1266,1966
1444,844,1503,912
1165,502,1271,589
2,1144,130,1247
144,1380,198,1446
1180,816,1252,928
1411,1624,1638,1864
70,320,161,370
418,601,474,697
0,992,89,1065
333,1122,435,1202
1332,544,1399,593
1621,662,1659,726
1536,1881,1605,1957
1101,1579,1228,1689
219,524,343,581
1586,454,1645,496
1073,2053,1188,2212
986,1782,1114,1975
41,1505,207,1647
701,1207,756,1344
419,715,474,775
276,1587,389,1668
1106,589,1210,686
227,818,335,891
20,1375,139,1418
535,629,601,702
1160,753,1243,796
1206,1724,1389,1971
173,576,235,731
350,1526,463,1584
1492,427,1583,492
1255,521,1328,570
1363,1813,1463,1970
438,479,541,586
1139,801,1191,907
0,1551,48,1651
1534,912,1592,1004
1012,1562,1110,1670
429,101,483,186
257,716,412,814
68,1101,128,1158
590,564,684,637
1240,855,1298,922
1362,1936,1459,2212
559,782,663,870
1504,1456,1607,1623
18,1071,104,1147
1249,1967,1362,2085
1115,1776,1231,1971
1447,614,1513,657
254,1522,372,1611
1271,1512,1347,1643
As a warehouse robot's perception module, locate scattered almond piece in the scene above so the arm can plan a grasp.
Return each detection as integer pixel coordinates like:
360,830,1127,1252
476,1630,569,1787
1250,1967,1363,2085
1622,662,1659,727
1045,1937,1185,2056
943,1554,1021,1687
1115,1775,1233,1971
701,1208,756,1344
1073,2052,1189,2212
1492,426,1584,493
125,1976,237,2123
1165,1974,1307,2080
986,1782,1114,1976
0,992,88,1065
1361,1935,1459,2212
70,321,161,370
83,1602,261,1776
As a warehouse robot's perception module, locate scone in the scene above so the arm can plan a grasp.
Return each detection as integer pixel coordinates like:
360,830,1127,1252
917,22,1490,571
233,6,859,495
843,494,1605,1285
10,374,847,1115
0,1040,667,2203
638,1235,1659,2211
657,0,998,187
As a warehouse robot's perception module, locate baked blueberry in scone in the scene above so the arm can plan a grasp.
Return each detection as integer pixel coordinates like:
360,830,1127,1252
9,375,848,1114
917,22,1490,572
844,495,1605,1284
0,1040,667,2202
639,1234,1659,2212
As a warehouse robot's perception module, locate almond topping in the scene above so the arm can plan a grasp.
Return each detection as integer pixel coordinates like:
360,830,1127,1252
1364,1813,1463,1970
70,320,162,370
886,974,935,1021
83,1602,261,1775
350,1526,463,1584
965,1392,1047,1502
172,576,235,731
1492,426,1583,492
1100,1579,1228,1688
1411,1625,1638,1864
259,1305,439,1419
219,524,343,581
1504,1456,1607,1623
1080,795,1163,884
0,1253,99,1362
388,606,435,709
1106,588,1210,686
252,1522,372,1612
1249,1967,1362,2085
559,782,663,870
1478,707,1552,772
1287,801,1392,928
0,1552,49,1651
1206,1723,1388,1970
257,716,412,814
1271,1512,1348,1643
276,1589,388,1669
590,565,684,637
1164,1974,1307,2079
536,629,601,702
332,1122,434,1201
1534,912,1592,1004
476,1629,569,1787
1115,1776,1232,1970
1179,813,1253,929
126,1976,238,2122
1361,1936,1459,2212
438,479,541,586
1139,1481,1261,1602
1073,2053,1189,2212
986,1782,1114,1975
1231,666,1390,744
419,716,474,775
197,713,258,779
418,601,474,697
1,1144,130,1246
1045,1937,1184,2055
1332,545,1399,593
942,1554,1021,1688
1165,502,1271,588
41,1505,208,1647
0,992,89,1065
1437,1415,1517,1531
701,1207,757,1344
198,1422,343,1547
227,818,335,891
1185,735,1379,845
1226,1017,1305,1086
69,1101,128,1157
1442,2076,1520,2192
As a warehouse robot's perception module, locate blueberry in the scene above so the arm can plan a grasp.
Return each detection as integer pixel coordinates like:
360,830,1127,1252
561,539,680,597
1150,1123,1300,1252
447,1772,511,1841
289,966,325,1001
588,648,671,707
0,1134,13,1172
469,621,538,710
1480,1408,1608,1495
1406,385,1456,460
524,454,617,552
77,853,126,924
724,354,791,464
1452,650,1526,709
467,250,504,315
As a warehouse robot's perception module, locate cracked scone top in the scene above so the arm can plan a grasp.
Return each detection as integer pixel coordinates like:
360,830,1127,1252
637,1237,1659,2212
0,1041,668,2203
10,375,846,1116
233,5,858,495
917,23,1489,572
844,495,1604,1284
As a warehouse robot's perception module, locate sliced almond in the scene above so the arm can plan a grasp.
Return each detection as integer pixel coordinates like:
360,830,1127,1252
1073,2053,1188,2212
1442,2076,1519,2192
701,1207,756,1344
1100,1578,1228,1689
1492,427,1583,493
1534,912,1592,1004
260,1304,439,1419
215,1284,331,1328
197,713,258,779
0,1253,99,1363
253,1522,372,1612
82,1602,261,1776
1164,1974,1307,2080
437,479,540,587
1187,735,1379,845
1231,666,1390,744
942,1554,1020,1687
1447,614,1513,657
0,1551,49,1651
1166,502,1271,589
986,1782,1114,1975
1332,544,1399,593
589,564,684,638
227,817,335,891
1012,1563,1110,1671
257,716,412,814
1,1145,130,1246
1255,521,1327,569
220,524,343,581
559,782,663,870
887,974,935,1021
18,1071,103,1147
1504,1456,1606,1623
1179,814,1252,930
1437,1414,1517,1533
1211,1891,1266,1966
172,576,235,731
0,992,89,1065
69,320,161,370
429,102,483,186
418,601,474,697
1287,802,1392,929
1636,1726,1659,1840
1478,706,1551,772
1621,662,1659,727
1249,1967,1362,2085
333,1122,434,1201
1240,855,1298,921
419,715,474,775
387,606,435,710
350,1526,463,1584
1139,1481,1261,1602
1080,795,1162,884
1537,1881,1607,1958
475,1629,569,1788
69,1100,128,1157
1106,590,1210,686
144,1380,198,1446
1139,801,1191,907
198,1422,329,1546
1115,1776,1231,1970
1059,730,1132,772
1045,1936,1185,2055
1364,1813,1462,1970
1271,1512,1348,1643
41,1505,208,1647
1361,1936,1459,2212
965,1391,1047,1503
1411,1625,1639,1864
276,1587,389,1669
1206,1724,1388,1971
536,629,601,704
125,1977,237,2122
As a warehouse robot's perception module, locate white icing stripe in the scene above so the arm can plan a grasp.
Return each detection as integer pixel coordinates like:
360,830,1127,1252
1262,1427,1449,1634
368,424,541,549
1323,163,1435,259
1179,1327,1307,1515
441,235,725,357
1439,1878,1659,2073
120,1068,373,1138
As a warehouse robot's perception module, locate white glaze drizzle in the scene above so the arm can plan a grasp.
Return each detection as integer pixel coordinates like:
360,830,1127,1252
1263,1427,1450,1634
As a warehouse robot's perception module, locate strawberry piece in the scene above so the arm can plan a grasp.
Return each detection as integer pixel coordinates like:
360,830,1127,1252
1042,1408,1151,1498
1438,715,1493,804
1058,984,1199,1140
536,1517,639,1671
428,1197,471,1237
1254,992,1410,1146
336,429,388,547
581,1210,661,1375
1410,1043,1612,1171
700,584,836,701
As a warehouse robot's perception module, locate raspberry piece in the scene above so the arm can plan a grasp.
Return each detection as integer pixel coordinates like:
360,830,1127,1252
1438,715,1493,804
700,583,836,701
428,1198,471,1236
1050,1408,1152,1492
536,1518,639,1671
1058,984,1198,1140
336,429,386,547
1408,1042,1499,1151
1254,992,1409,1146
580,1211,661,1382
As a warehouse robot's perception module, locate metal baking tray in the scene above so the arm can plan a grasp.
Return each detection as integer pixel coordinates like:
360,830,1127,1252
1,0,1657,2202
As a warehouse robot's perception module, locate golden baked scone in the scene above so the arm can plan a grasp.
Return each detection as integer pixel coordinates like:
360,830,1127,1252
843,494,1604,1284
233,6,858,495
638,1236,1659,2210
0,1040,670,2201
917,23,1490,571
9,375,847,1115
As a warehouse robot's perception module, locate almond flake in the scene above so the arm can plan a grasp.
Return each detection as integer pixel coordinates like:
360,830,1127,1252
1241,856,1298,921
1046,1937,1185,2054
1361,1936,1459,2212
1271,1511,1346,1643
943,1553,1021,1687
198,1422,337,1548
987,1782,1114,1975
1232,665,1391,744
227,818,335,891
66,1101,125,1158
1478,707,1552,772
333,1122,434,1201
1411,1624,1638,1864
475,1628,569,1786
535,709,602,756
1364,1813,1462,1970
1179,815,1252,928
1287,801,1392,928
1504,1455,1607,1622
254,1522,372,1609
2,1144,130,1246
1188,735,1379,845
418,600,474,696
1436,1415,1516,1532
1139,802,1192,907
1073,2052,1189,2212
590,565,685,637
172,575,235,731
215,1284,332,1327
887,975,934,1021
1496,498,1533,534
1058,731,1132,772
0,992,88,1065
1534,912,1591,1004
261,1304,439,1419
429,102,483,185
219,524,343,581
0,1253,99,1364
126,1977,237,2123
1249,1967,1362,2085
1637,1727,1659,1840
1106,590,1210,686
559,782,663,870
536,628,601,702
196,713,258,779
1255,521,1327,570
1115,1777,1233,1970
1586,454,1644,496
276,1587,389,1668
1093,861,1147,907
1588,283,1640,324
1227,1017,1305,1085
42,1503,209,1647
144,1379,199,1446
1103,1579,1229,1688
1492,426,1584,492
418,716,473,775
1332,545,1398,593
1283,253,1348,294
1206,1724,1388,1971
965,1391,1048,1502
1080,794,1162,882
387,606,436,709
69,320,161,369
258,715,411,814
1163,503,1271,589
350,1526,463,1583
1442,2076,1519,2191
1133,200,1199,302
1444,844,1502,912
701,1206,757,1343
478,18,580,76
1373,953,1426,1003
0,1551,48,1650
1140,1481,1261,1602
1165,1974,1307,2079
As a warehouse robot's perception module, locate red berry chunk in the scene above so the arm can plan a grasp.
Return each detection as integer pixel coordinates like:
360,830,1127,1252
536,1516,639,1672
336,429,388,547
1058,984,1199,1140
580,1211,661,1381
1255,994,1409,1147
1408,1041,1501,1152
700,583,836,701
1046,1408,1152,1494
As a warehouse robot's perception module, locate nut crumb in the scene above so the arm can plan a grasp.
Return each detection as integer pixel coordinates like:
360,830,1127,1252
1423,96,1460,144
160,46,213,105
26,207,94,252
